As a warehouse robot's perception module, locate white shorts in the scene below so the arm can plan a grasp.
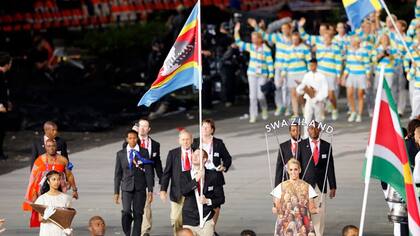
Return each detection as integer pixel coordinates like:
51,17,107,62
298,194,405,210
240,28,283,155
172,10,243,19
287,72,305,88
346,74,367,89
321,71,338,91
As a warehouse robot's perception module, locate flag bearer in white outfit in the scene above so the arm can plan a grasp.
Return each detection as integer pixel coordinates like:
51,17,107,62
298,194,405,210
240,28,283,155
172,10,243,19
296,58,328,138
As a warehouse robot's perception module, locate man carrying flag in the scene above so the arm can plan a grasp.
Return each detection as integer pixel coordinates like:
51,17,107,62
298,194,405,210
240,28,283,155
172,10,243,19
139,1,210,235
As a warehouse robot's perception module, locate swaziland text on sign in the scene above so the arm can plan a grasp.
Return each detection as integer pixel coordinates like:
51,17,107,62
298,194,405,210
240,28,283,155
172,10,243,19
265,118,334,133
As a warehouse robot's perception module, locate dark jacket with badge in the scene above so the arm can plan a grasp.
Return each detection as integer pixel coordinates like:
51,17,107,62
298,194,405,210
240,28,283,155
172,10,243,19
114,147,154,194
180,168,225,226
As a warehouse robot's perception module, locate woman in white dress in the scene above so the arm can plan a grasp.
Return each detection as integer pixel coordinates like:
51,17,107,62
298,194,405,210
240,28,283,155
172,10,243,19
271,159,319,236
35,170,72,236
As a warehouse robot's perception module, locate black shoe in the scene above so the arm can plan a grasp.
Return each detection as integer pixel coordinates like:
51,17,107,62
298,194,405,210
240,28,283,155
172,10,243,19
214,232,220,236
0,155,8,160
143,233,150,236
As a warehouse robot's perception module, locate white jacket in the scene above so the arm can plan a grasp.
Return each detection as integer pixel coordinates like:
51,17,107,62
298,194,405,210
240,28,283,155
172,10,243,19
296,70,329,103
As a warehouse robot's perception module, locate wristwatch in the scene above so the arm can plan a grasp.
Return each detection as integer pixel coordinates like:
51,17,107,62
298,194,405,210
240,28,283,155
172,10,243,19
73,187,78,192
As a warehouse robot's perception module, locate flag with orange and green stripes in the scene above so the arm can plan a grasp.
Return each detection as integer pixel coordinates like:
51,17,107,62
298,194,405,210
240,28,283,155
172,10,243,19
364,79,420,235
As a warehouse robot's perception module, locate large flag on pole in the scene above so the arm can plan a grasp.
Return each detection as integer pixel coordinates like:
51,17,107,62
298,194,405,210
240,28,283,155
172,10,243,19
138,3,200,107
342,0,382,29
363,79,420,235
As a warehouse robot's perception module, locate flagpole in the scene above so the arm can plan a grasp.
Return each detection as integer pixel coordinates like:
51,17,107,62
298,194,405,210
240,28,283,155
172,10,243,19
379,0,416,66
359,65,385,236
264,133,274,189
197,0,204,228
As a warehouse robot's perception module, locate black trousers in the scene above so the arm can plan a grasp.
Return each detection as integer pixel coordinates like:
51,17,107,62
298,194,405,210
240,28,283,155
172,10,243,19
121,190,146,236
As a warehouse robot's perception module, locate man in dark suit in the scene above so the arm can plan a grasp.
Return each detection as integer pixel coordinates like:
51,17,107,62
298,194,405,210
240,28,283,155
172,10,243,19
160,130,193,235
0,52,12,160
31,121,68,169
274,123,301,186
180,149,225,235
297,122,336,236
114,130,154,236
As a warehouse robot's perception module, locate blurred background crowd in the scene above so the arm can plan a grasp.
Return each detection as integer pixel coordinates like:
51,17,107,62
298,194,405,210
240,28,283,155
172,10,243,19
0,0,416,132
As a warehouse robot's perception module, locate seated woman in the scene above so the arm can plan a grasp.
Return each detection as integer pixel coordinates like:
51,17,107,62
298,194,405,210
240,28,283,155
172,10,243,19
35,170,72,236
271,159,318,236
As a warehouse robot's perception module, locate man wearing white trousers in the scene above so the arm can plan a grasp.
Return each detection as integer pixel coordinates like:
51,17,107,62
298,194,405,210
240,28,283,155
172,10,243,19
234,22,274,123
296,59,329,138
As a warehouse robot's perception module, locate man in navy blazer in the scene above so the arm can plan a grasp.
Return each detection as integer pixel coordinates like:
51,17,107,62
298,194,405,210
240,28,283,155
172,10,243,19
114,130,154,236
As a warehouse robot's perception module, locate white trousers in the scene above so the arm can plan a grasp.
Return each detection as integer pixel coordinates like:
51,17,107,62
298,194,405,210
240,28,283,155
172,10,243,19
312,186,327,236
141,193,152,235
184,219,215,236
395,66,408,115
411,88,420,119
248,74,268,119
274,68,289,109
303,101,324,138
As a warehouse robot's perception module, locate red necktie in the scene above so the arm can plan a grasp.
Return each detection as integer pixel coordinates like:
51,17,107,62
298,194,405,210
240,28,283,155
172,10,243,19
184,151,191,171
197,175,201,195
291,141,296,156
141,139,146,149
312,140,319,165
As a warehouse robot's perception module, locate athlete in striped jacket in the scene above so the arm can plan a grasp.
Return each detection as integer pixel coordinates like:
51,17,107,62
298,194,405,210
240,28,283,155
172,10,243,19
234,22,274,123
341,36,371,123
314,31,342,120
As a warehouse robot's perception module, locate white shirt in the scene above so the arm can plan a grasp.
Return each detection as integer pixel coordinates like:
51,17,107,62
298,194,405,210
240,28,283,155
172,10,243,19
127,144,140,164
296,70,328,103
202,142,216,170
271,182,318,199
190,167,204,182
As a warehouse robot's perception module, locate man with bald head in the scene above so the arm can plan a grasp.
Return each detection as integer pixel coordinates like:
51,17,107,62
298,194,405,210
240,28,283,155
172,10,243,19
88,216,106,236
31,121,68,169
160,130,193,235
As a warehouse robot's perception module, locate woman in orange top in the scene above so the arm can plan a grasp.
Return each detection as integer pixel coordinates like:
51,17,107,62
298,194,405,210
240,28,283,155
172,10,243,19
23,139,78,227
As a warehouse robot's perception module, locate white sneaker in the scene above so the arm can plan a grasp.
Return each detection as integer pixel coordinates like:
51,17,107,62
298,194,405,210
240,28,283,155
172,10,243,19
332,109,338,121
274,107,281,116
356,114,362,122
262,109,268,120
348,112,357,122
249,117,257,123
284,108,291,117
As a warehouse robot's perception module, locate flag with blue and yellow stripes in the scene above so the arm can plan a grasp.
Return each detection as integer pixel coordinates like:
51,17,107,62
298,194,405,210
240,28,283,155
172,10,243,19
342,0,382,29
138,2,200,107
